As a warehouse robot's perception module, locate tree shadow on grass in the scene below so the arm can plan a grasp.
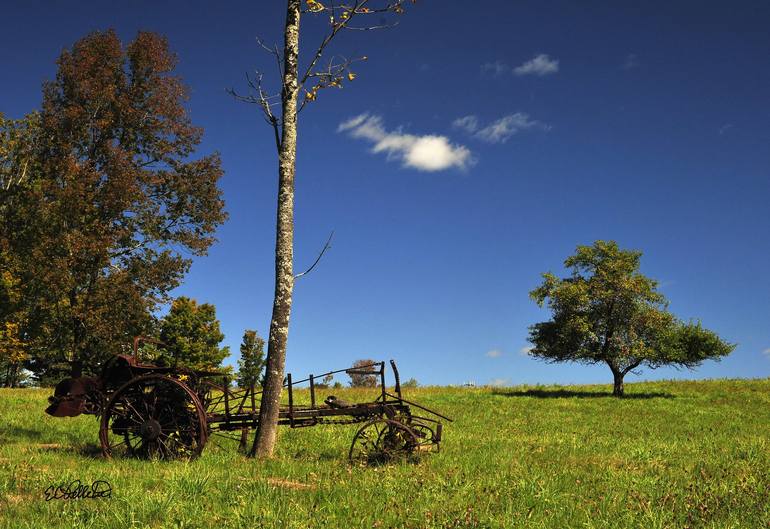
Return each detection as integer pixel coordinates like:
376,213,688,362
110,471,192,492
0,426,46,442
492,389,674,399
36,443,104,459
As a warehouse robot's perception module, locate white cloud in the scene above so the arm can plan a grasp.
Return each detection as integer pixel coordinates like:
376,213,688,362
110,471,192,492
454,113,549,144
519,345,534,355
763,348,770,358
485,349,503,358
338,114,474,172
514,54,559,76
481,60,509,77
488,378,510,387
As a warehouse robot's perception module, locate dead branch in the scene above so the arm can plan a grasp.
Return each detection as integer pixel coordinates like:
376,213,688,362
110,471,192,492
227,72,282,151
295,231,334,279
256,36,285,80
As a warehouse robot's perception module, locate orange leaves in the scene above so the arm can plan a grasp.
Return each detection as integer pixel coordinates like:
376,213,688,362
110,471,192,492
0,322,27,365
306,0,325,13
303,67,356,104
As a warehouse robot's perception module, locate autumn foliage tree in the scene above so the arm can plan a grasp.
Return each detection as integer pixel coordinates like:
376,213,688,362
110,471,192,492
347,359,379,387
0,322,27,387
236,0,415,459
528,241,735,396
0,30,226,382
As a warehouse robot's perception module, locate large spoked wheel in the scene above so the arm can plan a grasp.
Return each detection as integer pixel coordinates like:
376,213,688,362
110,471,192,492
349,418,418,465
99,374,208,460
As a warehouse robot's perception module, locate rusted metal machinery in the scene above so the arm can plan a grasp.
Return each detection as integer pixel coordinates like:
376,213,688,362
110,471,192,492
46,337,451,463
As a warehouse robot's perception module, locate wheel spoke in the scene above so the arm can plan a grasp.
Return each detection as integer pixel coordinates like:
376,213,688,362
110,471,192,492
121,400,146,423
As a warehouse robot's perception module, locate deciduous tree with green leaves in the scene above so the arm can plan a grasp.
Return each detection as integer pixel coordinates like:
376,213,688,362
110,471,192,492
528,241,735,396
1,113,40,386
157,297,230,371
237,329,266,388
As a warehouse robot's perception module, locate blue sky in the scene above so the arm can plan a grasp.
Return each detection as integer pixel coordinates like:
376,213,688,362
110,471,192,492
2,1,769,386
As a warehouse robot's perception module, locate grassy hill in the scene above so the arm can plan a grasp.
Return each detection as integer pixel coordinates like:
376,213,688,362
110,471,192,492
1,379,768,528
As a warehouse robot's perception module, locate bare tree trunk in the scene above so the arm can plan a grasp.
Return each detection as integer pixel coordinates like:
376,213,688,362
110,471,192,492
9,364,19,388
250,0,301,458
612,369,625,397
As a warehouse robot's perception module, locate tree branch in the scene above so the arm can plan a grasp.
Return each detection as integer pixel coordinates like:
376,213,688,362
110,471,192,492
622,359,643,375
227,72,282,152
295,231,334,279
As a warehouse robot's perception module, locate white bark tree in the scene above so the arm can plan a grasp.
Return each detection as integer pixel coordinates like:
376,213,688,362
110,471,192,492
231,0,415,458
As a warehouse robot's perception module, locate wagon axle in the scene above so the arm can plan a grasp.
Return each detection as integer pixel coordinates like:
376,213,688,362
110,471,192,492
139,420,161,441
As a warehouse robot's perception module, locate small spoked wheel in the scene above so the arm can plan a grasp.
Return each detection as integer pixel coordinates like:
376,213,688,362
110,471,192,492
99,374,208,460
349,418,418,465
408,420,440,451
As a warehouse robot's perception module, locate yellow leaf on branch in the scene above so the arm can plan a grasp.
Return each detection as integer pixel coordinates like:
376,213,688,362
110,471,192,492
306,0,325,13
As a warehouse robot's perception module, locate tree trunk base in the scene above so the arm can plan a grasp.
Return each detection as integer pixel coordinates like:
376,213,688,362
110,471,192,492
612,372,625,397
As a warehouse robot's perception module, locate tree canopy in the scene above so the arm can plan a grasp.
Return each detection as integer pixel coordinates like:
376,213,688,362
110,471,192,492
0,30,227,383
348,359,379,388
0,321,27,387
528,240,735,396
157,297,229,371
237,329,266,388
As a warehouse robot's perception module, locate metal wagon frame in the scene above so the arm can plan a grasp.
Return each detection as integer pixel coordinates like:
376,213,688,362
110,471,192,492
46,337,451,463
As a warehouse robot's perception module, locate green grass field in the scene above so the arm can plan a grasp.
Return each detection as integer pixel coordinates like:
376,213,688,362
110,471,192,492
1,379,768,529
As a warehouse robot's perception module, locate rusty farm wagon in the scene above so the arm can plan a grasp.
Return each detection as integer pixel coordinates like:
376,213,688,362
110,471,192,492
46,337,450,463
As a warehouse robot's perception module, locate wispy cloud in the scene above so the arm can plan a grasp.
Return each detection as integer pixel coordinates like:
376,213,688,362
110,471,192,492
514,54,559,76
485,349,503,358
481,60,509,77
452,115,480,134
623,53,638,70
488,378,510,387
338,114,474,172
519,345,534,355
477,114,548,143
453,113,549,143
718,123,734,135
763,348,770,358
